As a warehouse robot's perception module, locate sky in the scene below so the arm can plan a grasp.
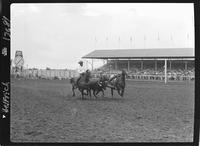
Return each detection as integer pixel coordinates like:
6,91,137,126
11,3,194,69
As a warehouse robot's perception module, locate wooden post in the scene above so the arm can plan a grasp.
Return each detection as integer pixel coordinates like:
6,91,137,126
115,60,118,70
92,59,94,71
165,59,167,84
169,60,172,70
141,61,143,70
185,61,187,70
155,60,157,71
128,60,130,71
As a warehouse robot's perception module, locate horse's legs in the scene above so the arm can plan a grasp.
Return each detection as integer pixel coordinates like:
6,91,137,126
93,90,96,97
95,89,100,96
111,88,113,97
81,89,84,99
88,89,92,99
99,89,104,97
121,88,124,97
94,89,99,98
117,88,121,97
101,89,105,97
72,86,75,97
93,90,97,98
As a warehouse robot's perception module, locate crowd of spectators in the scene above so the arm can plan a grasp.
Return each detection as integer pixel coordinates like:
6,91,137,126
92,67,195,81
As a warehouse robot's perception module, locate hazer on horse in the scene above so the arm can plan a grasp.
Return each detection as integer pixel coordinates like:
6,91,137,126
70,71,109,99
106,69,128,97
69,61,108,99
70,60,89,98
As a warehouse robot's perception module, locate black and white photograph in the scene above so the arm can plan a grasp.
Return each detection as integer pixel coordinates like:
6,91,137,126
10,3,195,142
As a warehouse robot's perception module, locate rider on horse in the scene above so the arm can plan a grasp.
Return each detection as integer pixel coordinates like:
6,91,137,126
76,60,91,85
108,69,127,87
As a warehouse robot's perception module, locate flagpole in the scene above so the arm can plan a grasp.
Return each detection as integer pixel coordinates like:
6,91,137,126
170,33,173,48
106,36,108,48
157,32,160,48
187,33,189,48
130,36,132,49
94,36,97,49
118,37,120,49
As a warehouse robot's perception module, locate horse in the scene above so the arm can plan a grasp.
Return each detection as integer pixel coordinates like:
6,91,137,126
69,77,79,97
87,75,109,98
107,70,127,97
70,72,109,99
69,71,91,98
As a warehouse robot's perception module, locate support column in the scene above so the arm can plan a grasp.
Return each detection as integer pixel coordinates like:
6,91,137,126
165,59,167,84
115,60,118,70
128,60,130,71
169,60,172,70
155,60,157,71
91,59,94,71
106,59,109,68
86,60,88,70
185,61,187,70
141,61,143,70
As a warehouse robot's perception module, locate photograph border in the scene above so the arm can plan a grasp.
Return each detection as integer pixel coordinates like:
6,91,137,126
0,0,199,145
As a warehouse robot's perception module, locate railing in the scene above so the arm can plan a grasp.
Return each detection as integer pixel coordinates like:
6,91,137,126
92,73,195,81
127,74,194,81
11,69,79,80
11,69,195,82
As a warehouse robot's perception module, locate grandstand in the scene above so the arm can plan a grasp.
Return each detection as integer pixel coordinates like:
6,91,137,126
82,48,195,83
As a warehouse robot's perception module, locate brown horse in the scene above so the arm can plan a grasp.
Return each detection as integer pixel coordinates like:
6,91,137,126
107,70,127,97
70,71,91,99
70,73,109,99
87,75,109,98
69,77,79,97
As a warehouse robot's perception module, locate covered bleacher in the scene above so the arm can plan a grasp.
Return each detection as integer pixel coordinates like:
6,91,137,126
82,48,194,83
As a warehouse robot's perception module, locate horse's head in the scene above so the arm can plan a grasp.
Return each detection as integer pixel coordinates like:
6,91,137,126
86,69,91,77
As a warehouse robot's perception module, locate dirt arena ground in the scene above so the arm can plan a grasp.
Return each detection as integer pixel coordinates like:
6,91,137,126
10,78,194,142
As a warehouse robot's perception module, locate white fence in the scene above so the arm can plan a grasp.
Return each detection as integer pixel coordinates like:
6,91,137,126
11,68,195,81
11,69,79,79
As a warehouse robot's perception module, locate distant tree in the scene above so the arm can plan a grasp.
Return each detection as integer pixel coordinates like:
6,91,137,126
46,67,51,70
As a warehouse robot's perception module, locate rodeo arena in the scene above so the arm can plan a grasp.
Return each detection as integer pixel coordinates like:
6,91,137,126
11,48,195,142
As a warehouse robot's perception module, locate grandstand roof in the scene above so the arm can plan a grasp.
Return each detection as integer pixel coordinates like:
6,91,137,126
82,48,194,59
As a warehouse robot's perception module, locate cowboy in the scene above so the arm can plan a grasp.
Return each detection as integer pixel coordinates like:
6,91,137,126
76,60,87,85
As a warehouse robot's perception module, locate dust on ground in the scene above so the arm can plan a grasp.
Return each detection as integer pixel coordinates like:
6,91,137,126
11,79,194,142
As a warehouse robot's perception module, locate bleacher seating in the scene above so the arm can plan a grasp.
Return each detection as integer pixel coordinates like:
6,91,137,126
92,60,195,81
